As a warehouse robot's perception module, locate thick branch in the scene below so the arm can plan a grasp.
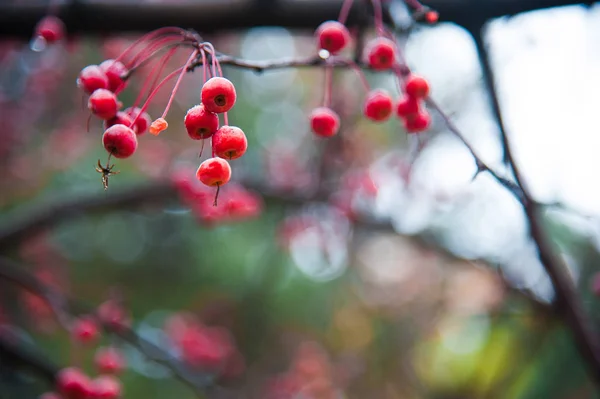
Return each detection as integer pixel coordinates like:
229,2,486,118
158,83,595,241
0,333,58,384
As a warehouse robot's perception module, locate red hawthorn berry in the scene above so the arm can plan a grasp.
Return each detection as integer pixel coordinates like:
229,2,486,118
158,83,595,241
95,347,126,374
403,111,431,133
124,107,151,135
396,96,420,118
99,60,128,93
71,316,100,344
197,158,232,187
91,375,122,399
97,300,130,331
35,16,65,44
77,65,109,94
363,89,394,122
212,126,248,160
103,111,133,131
425,11,439,24
56,367,92,399
102,124,138,158
315,21,350,54
309,107,340,137
184,104,219,140
404,75,430,99
88,89,120,120
366,37,396,70
201,77,237,114
39,392,62,399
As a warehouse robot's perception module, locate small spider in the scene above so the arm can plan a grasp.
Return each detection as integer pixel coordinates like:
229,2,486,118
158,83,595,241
95,159,120,191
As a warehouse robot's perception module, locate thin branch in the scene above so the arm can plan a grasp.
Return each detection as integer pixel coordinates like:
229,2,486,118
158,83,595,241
0,332,58,384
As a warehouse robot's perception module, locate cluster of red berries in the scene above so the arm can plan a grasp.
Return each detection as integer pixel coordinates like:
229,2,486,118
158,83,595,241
40,300,130,399
308,18,432,137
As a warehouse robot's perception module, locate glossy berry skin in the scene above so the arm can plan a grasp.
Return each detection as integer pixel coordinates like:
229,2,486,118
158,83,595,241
88,89,119,120
363,90,393,122
197,158,232,187
212,126,248,160
95,347,126,374
124,107,152,135
91,375,122,399
201,77,237,114
100,60,128,93
396,96,420,118
403,111,431,133
404,75,430,99
310,107,340,137
71,316,100,344
366,37,396,70
102,124,138,158
184,104,219,139
77,65,109,94
35,16,65,43
315,21,350,54
104,112,133,132
56,367,92,399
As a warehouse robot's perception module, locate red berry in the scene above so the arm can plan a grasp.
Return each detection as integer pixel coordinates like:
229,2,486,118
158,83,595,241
124,107,151,135
71,316,100,344
366,37,396,70
88,89,120,120
102,124,138,159
363,89,393,122
315,21,350,54
97,300,130,331
403,111,431,133
197,158,232,187
77,65,109,94
201,77,237,114
91,375,121,399
184,104,219,140
212,126,248,160
56,367,92,399
309,107,340,137
404,75,430,99
35,16,65,43
425,11,439,24
104,112,133,132
99,60,128,93
95,347,126,374
396,96,420,118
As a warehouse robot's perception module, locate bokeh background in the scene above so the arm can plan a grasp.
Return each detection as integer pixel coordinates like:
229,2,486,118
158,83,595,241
1,1,600,398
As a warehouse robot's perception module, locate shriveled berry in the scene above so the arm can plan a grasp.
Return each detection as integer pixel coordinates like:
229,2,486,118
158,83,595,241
104,112,133,131
197,158,232,187
363,90,393,122
71,316,100,344
309,107,340,137
56,367,92,399
100,60,128,93
95,347,126,374
102,124,138,158
91,375,122,399
149,118,168,135
124,107,151,135
315,21,350,54
212,126,248,160
396,96,420,118
88,89,119,120
201,77,237,114
403,111,431,133
184,104,219,139
77,65,109,94
404,75,430,98
35,16,65,44
366,37,396,70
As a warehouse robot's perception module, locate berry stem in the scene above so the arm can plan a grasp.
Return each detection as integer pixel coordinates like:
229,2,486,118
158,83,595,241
223,112,229,126
343,59,371,92
160,50,199,120
201,49,208,83
323,63,333,108
213,184,220,207
126,40,187,78
337,0,354,25
114,27,186,66
371,0,385,36
132,46,178,110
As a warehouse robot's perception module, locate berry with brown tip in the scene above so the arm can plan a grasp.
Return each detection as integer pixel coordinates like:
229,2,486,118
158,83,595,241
309,107,340,137
77,65,109,94
184,104,219,140
201,77,237,114
88,89,120,120
71,316,100,344
197,158,232,187
315,21,350,54
102,124,138,158
363,89,393,122
212,126,248,160
366,37,396,70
